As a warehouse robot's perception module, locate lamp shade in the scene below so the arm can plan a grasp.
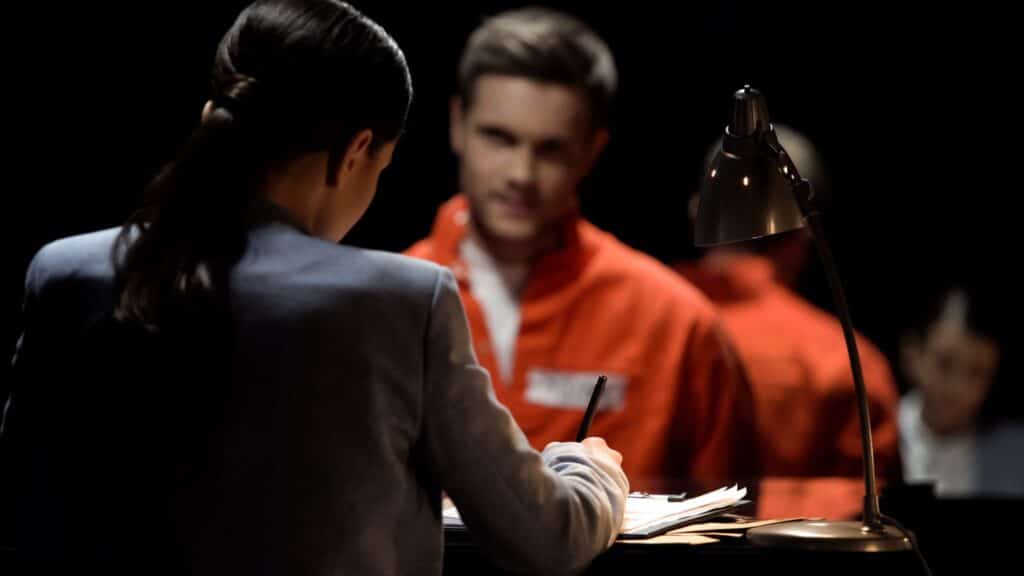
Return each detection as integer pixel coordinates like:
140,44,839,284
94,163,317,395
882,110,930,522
694,86,806,246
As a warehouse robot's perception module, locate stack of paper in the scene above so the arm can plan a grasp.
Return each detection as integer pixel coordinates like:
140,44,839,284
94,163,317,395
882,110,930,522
619,485,748,538
442,485,749,539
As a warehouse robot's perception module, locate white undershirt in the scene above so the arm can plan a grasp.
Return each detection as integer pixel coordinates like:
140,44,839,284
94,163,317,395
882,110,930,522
899,391,977,496
459,237,528,383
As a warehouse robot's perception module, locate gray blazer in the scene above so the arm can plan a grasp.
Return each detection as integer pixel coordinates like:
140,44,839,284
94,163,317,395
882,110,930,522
6,217,627,575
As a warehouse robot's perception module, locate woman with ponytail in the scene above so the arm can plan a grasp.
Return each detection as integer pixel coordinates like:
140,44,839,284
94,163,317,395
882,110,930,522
5,1,628,574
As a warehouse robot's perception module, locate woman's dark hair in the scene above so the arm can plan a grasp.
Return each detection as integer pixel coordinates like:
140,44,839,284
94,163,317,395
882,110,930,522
114,0,412,329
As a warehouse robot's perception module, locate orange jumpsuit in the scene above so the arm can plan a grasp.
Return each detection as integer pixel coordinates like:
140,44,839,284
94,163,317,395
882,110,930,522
407,196,758,490
678,254,900,518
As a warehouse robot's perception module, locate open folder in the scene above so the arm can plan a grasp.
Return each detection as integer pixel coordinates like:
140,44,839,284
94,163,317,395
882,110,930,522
443,485,750,540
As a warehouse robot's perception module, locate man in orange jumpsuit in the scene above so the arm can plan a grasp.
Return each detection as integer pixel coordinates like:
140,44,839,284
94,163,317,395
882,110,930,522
677,125,901,517
407,8,757,491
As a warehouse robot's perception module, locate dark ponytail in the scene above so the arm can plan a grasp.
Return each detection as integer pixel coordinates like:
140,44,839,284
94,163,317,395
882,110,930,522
114,0,412,329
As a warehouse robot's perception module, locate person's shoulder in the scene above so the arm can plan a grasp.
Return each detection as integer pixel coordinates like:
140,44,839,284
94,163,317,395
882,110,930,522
582,222,716,317
26,227,120,296
250,228,450,307
351,247,451,293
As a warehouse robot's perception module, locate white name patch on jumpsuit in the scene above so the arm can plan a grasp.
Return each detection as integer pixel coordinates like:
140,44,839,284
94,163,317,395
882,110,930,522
524,370,628,411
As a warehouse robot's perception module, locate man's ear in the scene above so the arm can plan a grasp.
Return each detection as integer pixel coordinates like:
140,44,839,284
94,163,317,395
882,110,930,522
450,96,466,156
583,128,610,173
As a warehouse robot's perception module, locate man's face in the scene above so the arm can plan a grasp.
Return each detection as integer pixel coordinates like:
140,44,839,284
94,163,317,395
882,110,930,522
452,75,606,243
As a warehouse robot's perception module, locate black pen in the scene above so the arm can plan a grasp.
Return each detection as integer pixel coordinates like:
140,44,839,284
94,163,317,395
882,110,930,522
575,375,607,442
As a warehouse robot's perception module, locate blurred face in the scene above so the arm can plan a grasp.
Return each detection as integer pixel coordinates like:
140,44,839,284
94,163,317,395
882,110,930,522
903,295,1000,434
451,75,607,247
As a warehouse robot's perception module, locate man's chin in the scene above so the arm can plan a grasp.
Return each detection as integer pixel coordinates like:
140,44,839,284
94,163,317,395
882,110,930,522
479,217,538,242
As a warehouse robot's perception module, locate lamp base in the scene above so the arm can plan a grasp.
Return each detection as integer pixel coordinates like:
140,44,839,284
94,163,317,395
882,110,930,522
747,520,912,552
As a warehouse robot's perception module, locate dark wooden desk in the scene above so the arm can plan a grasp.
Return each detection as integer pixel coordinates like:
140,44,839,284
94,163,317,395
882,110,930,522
444,484,1024,576
444,527,925,575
